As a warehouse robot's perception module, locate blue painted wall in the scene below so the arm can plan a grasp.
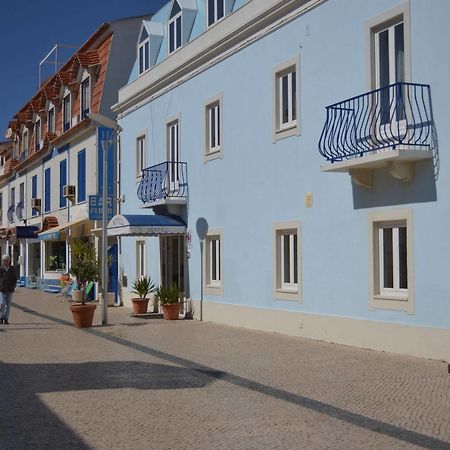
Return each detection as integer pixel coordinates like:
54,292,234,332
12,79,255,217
119,0,450,329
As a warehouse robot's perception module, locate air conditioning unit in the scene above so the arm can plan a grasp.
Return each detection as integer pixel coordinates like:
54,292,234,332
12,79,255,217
63,185,76,199
31,198,41,211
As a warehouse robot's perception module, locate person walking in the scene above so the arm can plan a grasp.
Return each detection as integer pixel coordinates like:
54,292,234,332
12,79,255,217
0,254,18,325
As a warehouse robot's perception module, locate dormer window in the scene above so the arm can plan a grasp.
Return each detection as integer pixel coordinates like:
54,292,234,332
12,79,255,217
47,106,55,133
138,29,150,75
207,0,225,26
169,1,182,54
63,94,71,132
35,118,41,151
81,77,90,120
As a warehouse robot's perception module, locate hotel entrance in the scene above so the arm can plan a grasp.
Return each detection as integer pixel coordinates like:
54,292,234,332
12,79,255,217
160,235,185,296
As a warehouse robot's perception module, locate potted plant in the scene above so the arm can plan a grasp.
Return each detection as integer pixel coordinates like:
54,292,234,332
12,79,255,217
49,255,58,271
156,284,180,320
131,276,156,314
69,241,100,328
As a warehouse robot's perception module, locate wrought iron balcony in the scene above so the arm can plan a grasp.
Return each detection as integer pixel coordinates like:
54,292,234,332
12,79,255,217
319,82,436,163
137,161,188,206
7,205,15,223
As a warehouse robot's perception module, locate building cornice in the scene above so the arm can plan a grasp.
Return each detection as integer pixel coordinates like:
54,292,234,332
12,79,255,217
114,0,325,117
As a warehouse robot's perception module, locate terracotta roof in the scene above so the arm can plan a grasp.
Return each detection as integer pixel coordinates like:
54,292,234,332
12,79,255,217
77,50,100,67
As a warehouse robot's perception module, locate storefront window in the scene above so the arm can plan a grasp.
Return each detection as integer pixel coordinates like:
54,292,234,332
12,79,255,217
45,241,66,271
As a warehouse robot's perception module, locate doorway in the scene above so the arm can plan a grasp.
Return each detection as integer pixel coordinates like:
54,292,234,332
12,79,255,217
160,235,185,295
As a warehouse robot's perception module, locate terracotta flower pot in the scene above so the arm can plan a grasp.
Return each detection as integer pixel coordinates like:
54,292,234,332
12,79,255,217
70,303,96,328
132,298,149,314
161,303,180,320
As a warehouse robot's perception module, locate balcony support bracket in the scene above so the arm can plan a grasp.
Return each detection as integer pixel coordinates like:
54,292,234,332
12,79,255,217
388,161,413,183
350,169,373,189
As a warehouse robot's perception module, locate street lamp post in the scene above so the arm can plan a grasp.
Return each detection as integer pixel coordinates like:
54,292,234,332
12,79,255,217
87,113,122,326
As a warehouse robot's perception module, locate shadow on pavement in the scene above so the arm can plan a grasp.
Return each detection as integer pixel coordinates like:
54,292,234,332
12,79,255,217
11,303,450,450
0,360,220,449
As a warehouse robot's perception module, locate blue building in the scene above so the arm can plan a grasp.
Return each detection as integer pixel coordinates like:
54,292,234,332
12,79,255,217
110,0,450,361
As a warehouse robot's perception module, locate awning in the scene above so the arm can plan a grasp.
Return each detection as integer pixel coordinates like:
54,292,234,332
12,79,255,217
107,214,186,237
38,217,88,241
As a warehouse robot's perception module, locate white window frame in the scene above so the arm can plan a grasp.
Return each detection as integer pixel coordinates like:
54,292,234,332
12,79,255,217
204,229,223,295
136,133,147,178
273,221,301,302
366,3,411,90
47,106,55,133
368,209,414,314
34,118,41,151
168,6,182,54
166,116,180,193
22,128,29,155
62,93,71,132
204,93,223,162
136,239,146,279
273,56,301,142
138,37,150,75
80,76,91,120
207,0,226,27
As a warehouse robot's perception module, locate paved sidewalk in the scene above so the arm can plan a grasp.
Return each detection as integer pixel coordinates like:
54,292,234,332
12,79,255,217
1,289,449,450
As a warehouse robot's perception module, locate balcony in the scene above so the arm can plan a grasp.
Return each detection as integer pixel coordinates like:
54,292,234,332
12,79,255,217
318,83,436,187
137,161,188,208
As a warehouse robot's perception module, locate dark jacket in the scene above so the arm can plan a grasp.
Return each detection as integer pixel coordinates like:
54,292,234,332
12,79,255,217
0,266,17,293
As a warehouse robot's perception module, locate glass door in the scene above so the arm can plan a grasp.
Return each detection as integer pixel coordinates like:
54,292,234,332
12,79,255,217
167,120,180,195
160,235,185,296
374,20,406,139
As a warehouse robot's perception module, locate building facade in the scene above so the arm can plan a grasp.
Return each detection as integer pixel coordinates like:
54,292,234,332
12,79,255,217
121,0,446,361
1,16,148,295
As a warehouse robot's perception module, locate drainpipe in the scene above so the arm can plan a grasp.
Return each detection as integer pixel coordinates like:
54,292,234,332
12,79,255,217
116,132,122,306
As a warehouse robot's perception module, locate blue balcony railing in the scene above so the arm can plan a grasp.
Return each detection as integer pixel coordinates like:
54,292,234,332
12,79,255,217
7,205,15,223
137,161,188,204
318,82,436,163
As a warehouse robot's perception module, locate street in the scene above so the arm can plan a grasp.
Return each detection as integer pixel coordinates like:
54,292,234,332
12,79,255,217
1,289,449,450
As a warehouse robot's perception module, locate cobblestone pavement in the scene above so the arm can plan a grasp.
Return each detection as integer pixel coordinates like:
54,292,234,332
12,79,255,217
0,289,449,450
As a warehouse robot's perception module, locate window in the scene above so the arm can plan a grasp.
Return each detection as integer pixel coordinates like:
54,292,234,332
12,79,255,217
31,175,38,217
22,129,29,156
167,118,180,192
369,209,413,313
169,1,182,54
77,149,86,203
205,94,223,161
10,187,15,210
207,0,225,26
138,29,150,75
59,159,67,208
273,57,300,141
44,168,51,213
47,107,55,133
366,4,410,126
35,119,41,151
45,241,66,272
273,221,301,301
19,183,24,203
136,240,146,279
63,94,71,132
204,230,223,295
136,135,146,177
0,193,2,225
80,78,90,120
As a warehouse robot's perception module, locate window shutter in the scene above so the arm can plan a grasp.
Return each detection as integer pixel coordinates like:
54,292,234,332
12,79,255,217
60,159,67,208
78,150,86,203
44,168,51,212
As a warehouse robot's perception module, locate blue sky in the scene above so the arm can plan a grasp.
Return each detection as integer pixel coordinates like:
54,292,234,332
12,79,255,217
0,0,167,135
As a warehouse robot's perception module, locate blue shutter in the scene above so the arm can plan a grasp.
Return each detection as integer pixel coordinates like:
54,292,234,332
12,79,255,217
44,168,51,212
32,175,37,217
60,159,67,208
77,150,86,203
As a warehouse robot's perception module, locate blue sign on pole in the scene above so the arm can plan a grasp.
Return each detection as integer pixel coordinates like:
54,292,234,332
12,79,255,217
88,195,114,221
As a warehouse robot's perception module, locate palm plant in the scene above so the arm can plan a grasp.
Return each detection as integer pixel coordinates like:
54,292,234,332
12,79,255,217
156,284,180,305
131,276,156,299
